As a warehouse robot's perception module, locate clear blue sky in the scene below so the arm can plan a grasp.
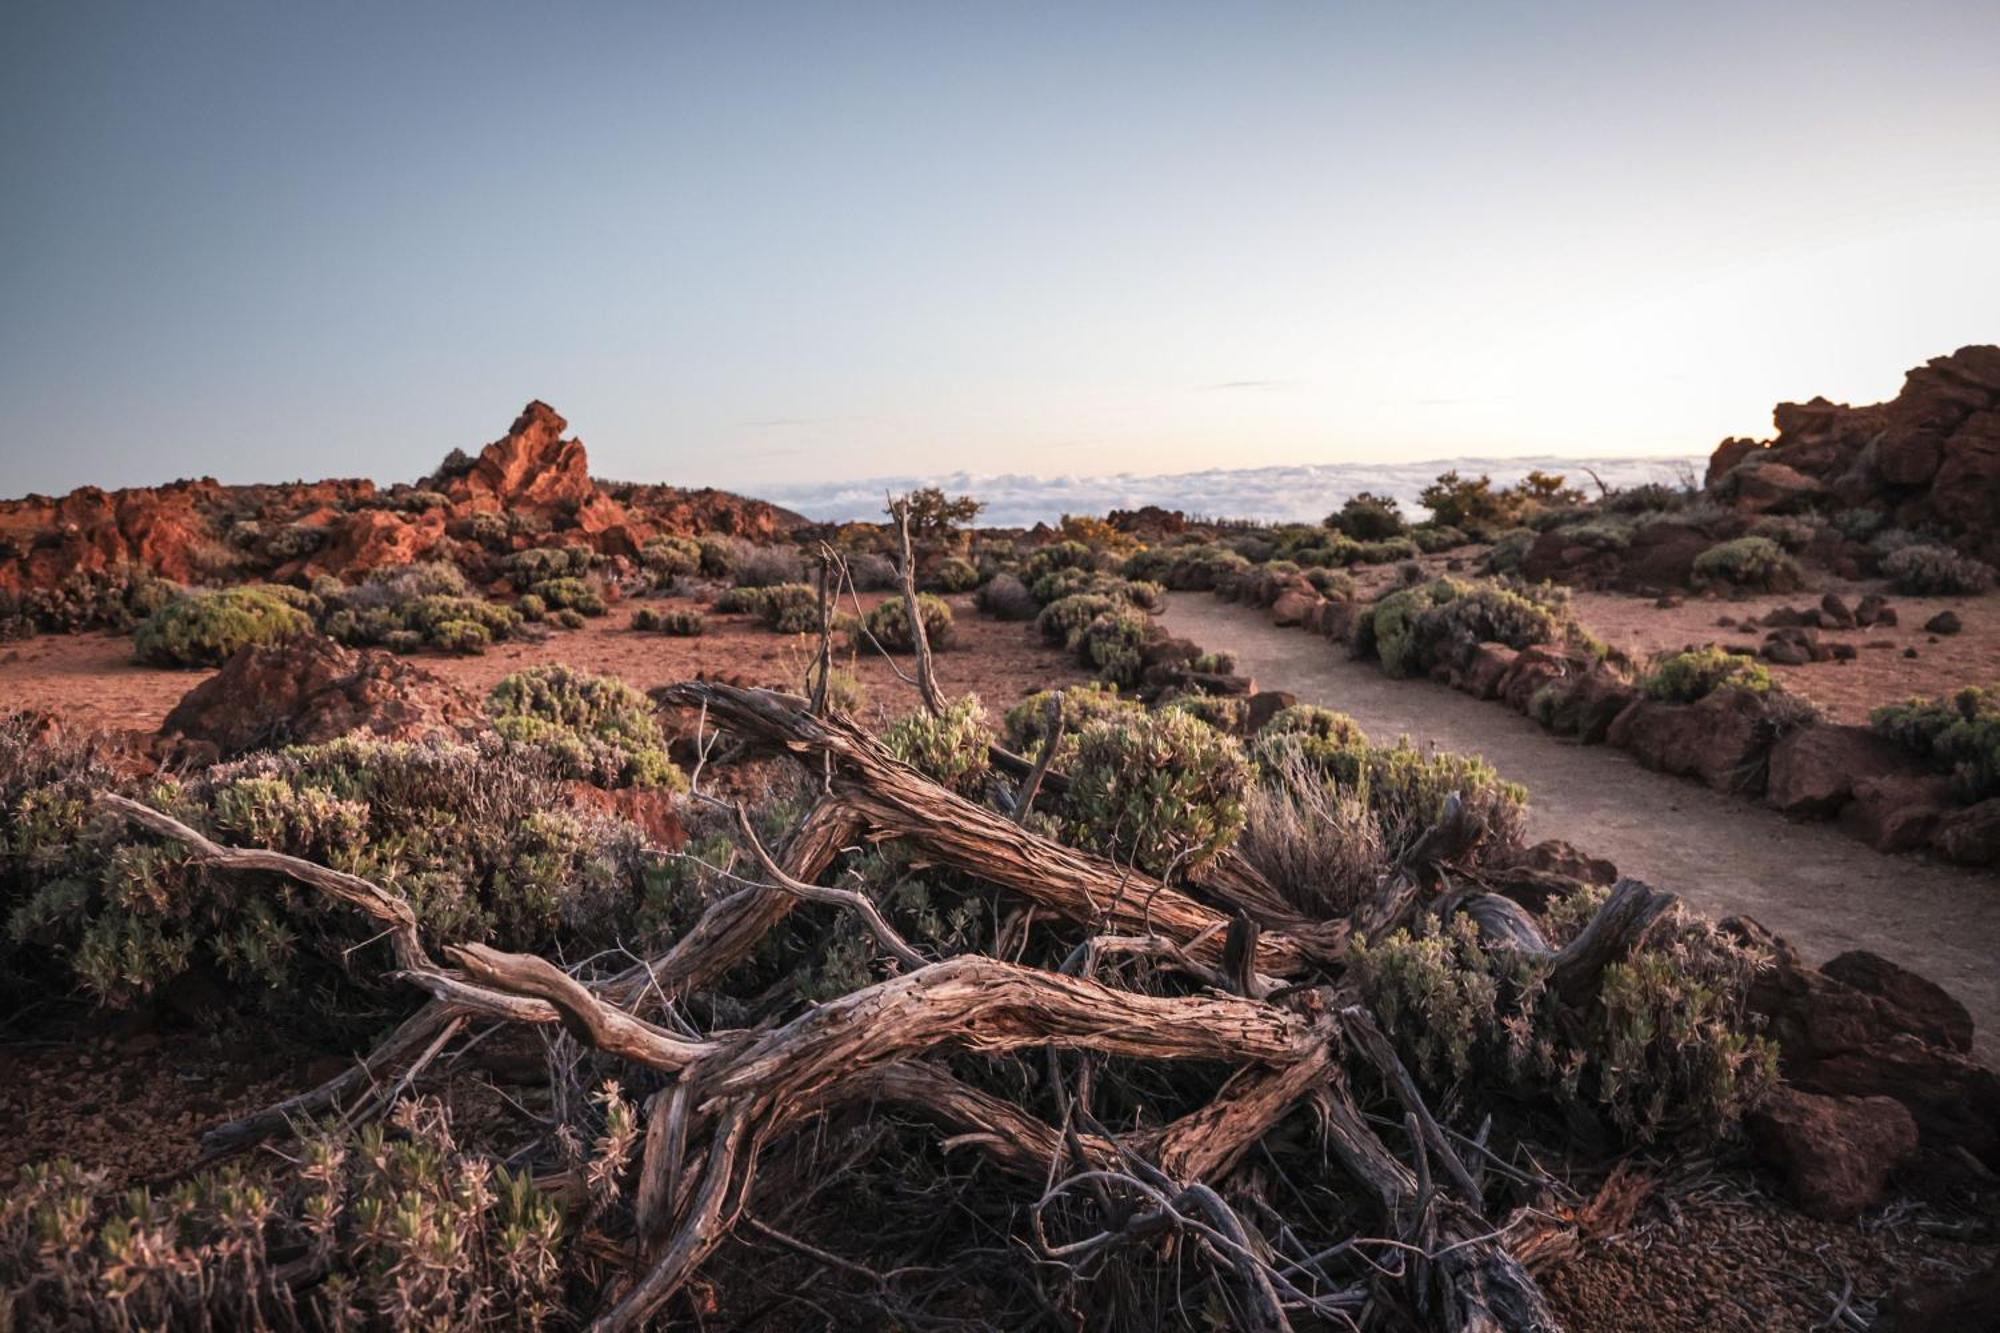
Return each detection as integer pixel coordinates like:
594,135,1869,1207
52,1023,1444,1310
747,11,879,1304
3,1,1996,498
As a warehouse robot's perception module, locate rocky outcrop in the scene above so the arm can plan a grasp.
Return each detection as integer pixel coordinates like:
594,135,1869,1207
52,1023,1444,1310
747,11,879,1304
158,634,482,758
1727,916,2000,1168
1604,688,1772,794
1705,345,2000,563
1746,1086,1917,1220
1765,724,1922,819
1,403,802,622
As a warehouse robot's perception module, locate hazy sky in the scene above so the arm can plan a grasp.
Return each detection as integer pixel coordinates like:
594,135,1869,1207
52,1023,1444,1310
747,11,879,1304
3,1,1996,498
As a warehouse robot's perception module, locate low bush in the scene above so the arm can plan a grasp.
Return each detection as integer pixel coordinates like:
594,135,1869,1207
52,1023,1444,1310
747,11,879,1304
931,556,980,593
1485,528,1536,576
1871,685,2000,802
1160,693,1250,733
1328,492,1406,540
1192,649,1236,674
1691,537,1800,592
641,534,703,586
1642,646,1771,703
431,618,492,654
1121,543,1250,591
1077,608,1152,687
487,665,684,790
132,588,313,667
1238,746,1384,918
855,593,954,653
1003,684,1142,763
505,546,596,586
631,606,706,636
1304,567,1358,600
1747,515,1821,554
1410,523,1470,554
1062,709,1252,876
1881,543,1996,596
1351,890,1778,1144
1036,593,1122,649
1022,541,1098,596
734,544,806,588
1370,577,1567,679
0,1098,592,1328
0,718,658,1016
881,695,993,794
527,577,607,616
974,573,1038,621
1349,536,1422,565
756,583,821,633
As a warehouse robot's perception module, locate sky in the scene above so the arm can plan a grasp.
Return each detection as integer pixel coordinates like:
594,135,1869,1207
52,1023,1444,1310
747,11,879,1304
3,1,1996,501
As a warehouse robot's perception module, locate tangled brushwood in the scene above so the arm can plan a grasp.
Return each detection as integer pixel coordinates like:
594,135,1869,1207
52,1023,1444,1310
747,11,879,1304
0,631,1796,1333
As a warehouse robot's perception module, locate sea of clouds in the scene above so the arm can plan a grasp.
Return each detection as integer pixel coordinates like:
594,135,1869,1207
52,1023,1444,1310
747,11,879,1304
756,455,1706,528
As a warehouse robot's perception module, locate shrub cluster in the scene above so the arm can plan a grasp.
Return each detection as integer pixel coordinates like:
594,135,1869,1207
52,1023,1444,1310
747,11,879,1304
1326,492,1406,540
881,696,993,794
1871,685,2000,802
630,606,706,636
853,594,954,653
317,563,530,656
487,665,685,790
132,587,313,667
1061,708,1252,876
0,717,660,1017
1350,890,1778,1144
1691,536,1800,591
1642,646,1772,703
974,572,1038,620
1076,609,1152,687
1,1098,591,1329
1369,577,1568,679
1003,684,1143,764
930,556,981,593
1881,543,1996,596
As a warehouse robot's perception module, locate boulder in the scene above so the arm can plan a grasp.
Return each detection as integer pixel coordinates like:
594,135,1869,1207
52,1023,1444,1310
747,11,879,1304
1458,643,1517,701
1510,839,1617,886
1840,772,1955,851
1854,592,1892,626
1729,461,1824,514
1933,798,2000,867
1821,950,1974,1053
1495,645,1581,714
1818,591,1855,629
1924,610,1962,635
1875,425,1945,487
1730,918,2000,1166
1243,691,1298,734
1765,723,1922,819
1269,588,1319,628
1746,1086,1917,1221
1605,688,1771,794
158,634,482,759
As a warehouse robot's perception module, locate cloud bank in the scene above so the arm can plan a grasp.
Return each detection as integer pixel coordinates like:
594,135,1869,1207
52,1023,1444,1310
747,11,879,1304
757,455,1706,528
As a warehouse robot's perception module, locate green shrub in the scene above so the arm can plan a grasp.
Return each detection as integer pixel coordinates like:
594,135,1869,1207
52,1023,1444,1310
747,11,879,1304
1160,693,1250,733
1036,593,1121,648
882,696,993,794
1003,684,1142,763
1121,543,1250,591
1349,537,1421,566
1192,650,1237,674
487,665,684,790
632,606,706,636
1419,471,1510,535
698,535,740,577
0,723,658,1016
1881,543,1996,596
714,584,776,616
1063,709,1251,876
430,618,491,655
1410,524,1470,554
931,556,981,593
733,544,805,587
1370,577,1565,679
1748,515,1821,554
1351,891,1777,1144
1691,537,1799,591
1022,541,1097,595
1872,685,2000,802
1077,608,1152,686
1251,711,1525,864
1328,491,1406,540
515,592,548,622
1485,528,1536,576
1,1099,587,1328
1643,647,1771,703
132,589,312,667
550,608,587,630
856,594,955,653
755,583,821,633
505,546,595,585
527,577,607,616
642,534,703,585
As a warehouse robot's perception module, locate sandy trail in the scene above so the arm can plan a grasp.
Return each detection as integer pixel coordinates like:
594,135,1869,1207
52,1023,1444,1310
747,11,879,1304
1162,595,2000,1063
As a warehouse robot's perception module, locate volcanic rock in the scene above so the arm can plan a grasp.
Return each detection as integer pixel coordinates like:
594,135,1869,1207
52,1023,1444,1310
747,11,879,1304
1746,1086,1917,1221
158,634,482,758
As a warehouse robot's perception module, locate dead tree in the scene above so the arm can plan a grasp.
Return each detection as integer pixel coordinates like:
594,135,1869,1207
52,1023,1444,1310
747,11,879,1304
100,681,1687,1332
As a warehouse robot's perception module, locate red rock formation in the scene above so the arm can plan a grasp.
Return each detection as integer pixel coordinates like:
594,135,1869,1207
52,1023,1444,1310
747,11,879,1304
158,634,482,759
1705,345,2000,561
1,403,803,617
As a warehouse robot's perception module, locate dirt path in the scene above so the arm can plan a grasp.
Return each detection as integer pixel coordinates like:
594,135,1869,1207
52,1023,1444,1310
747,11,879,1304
1163,596,2000,1062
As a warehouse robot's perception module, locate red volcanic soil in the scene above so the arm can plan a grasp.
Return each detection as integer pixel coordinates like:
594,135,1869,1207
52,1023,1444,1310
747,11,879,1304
0,591,1089,739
